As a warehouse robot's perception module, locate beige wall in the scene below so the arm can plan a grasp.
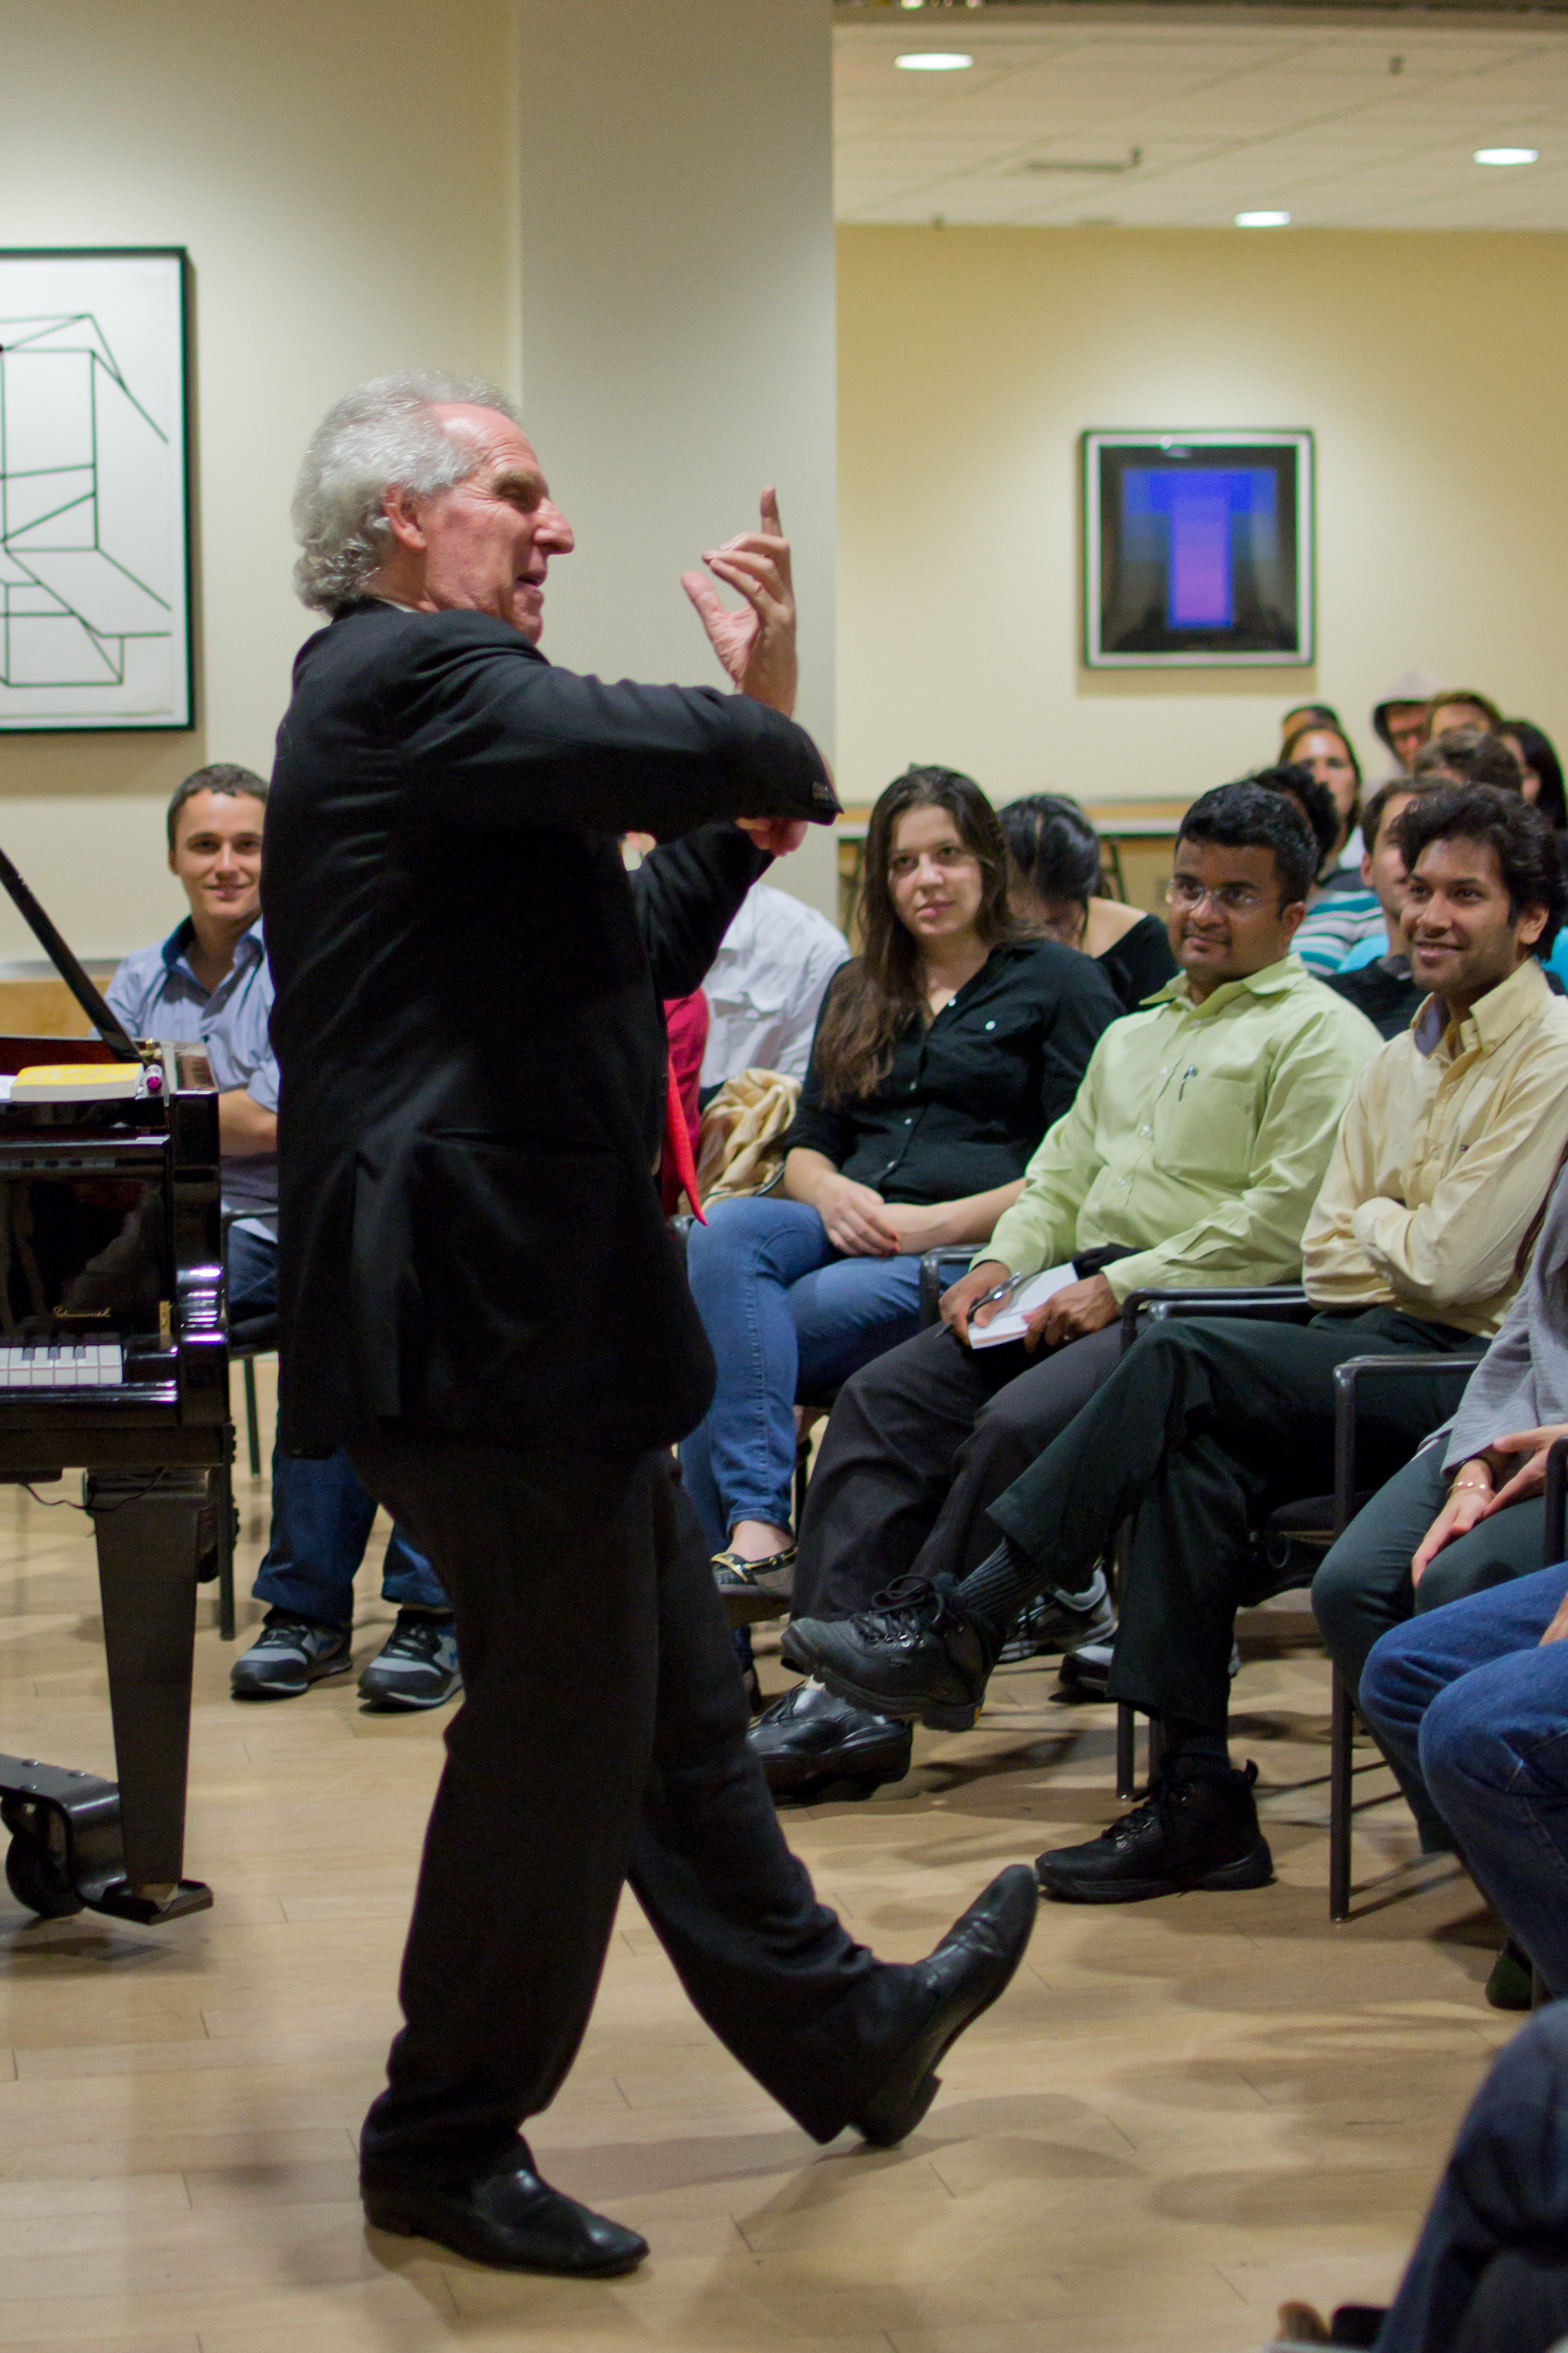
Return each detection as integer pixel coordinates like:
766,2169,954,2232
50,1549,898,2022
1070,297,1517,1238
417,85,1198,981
516,0,839,922
837,225,1568,820
0,0,519,959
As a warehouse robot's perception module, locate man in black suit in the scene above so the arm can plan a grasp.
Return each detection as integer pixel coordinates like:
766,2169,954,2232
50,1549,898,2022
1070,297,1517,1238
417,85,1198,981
263,373,1036,2277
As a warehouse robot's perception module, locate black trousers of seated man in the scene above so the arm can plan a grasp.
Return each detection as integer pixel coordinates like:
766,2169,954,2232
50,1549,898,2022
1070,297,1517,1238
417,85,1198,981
348,1431,898,2183
982,1309,1477,1734
792,1318,1127,1622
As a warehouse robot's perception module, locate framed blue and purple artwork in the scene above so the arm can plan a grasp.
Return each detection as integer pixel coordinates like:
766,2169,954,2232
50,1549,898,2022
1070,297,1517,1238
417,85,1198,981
1082,431,1313,669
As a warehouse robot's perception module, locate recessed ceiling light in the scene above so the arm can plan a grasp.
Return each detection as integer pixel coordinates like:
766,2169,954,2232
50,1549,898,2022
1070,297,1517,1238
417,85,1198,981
1474,146,1538,166
1235,209,1290,227
896,52,973,72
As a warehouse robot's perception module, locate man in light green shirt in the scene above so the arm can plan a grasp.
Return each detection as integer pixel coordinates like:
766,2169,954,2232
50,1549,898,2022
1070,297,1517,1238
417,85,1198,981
751,782,1379,1798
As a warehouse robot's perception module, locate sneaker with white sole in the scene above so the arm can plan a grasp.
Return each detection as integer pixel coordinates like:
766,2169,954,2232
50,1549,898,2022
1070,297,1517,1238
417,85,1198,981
231,1609,353,1700
357,1610,462,1712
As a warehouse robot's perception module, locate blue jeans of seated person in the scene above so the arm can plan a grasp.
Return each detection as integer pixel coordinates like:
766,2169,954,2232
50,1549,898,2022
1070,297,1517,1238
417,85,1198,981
227,1224,448,1626
1371,2000,1568,2353
680,1194,971,1555
1359,1562,1568,1999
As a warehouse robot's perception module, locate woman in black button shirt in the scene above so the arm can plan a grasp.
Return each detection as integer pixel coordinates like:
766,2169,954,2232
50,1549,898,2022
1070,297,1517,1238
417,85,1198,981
681,766,1120,1614
999,794,1177,1013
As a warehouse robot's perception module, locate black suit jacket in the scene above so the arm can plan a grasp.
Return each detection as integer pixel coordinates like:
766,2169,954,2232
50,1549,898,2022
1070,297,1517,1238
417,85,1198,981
262,600,837,1457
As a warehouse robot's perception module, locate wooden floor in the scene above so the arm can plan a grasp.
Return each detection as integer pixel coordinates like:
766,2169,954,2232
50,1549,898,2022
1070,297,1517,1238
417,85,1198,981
0,1363,1518,2353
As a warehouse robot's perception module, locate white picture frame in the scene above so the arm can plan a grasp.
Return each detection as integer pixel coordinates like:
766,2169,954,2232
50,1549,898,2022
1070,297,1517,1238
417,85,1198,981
0,248,194,732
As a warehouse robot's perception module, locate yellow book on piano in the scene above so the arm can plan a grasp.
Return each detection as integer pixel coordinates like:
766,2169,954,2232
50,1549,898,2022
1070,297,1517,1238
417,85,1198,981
9,1064,144,1103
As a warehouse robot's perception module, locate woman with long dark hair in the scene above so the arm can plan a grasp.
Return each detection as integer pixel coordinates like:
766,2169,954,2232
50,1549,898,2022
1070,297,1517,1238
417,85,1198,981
682,765,1119,1617
1501,717,1568,832
999,793,1175,1010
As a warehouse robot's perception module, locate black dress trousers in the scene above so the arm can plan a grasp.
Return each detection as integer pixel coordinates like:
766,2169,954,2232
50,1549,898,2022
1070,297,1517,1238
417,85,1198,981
348,1434,887,2181
986,1309,1478,1732
792,1319,1126,1620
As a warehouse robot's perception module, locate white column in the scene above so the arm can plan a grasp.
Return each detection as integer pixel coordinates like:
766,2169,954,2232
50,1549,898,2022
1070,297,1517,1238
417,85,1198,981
516,0,839,920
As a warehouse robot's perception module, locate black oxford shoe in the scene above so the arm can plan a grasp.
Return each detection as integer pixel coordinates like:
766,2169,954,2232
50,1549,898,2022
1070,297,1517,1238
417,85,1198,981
363,2150,648,2275
749,1679,913,1794
850,1864,1038,2146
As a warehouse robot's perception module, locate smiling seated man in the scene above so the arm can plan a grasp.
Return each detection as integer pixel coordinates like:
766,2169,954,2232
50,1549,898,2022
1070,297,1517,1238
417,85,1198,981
755,783,1379,1796
784,787,1568,1900
105,765,458,1712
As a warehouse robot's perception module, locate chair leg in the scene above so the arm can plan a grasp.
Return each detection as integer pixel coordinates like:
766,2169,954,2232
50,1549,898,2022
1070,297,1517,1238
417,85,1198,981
1116,1703,1138,1800
215,1459,236,1644
243,1356,262,1478
1330,1665,1355,1922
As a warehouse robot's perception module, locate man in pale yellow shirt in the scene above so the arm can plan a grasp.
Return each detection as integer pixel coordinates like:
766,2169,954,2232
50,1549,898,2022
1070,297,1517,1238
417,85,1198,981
753,781,1378,1796
784,787,1568,1903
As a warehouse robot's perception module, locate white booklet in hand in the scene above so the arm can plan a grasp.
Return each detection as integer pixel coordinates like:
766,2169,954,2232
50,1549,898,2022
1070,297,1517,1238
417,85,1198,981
969,1263,1078,1349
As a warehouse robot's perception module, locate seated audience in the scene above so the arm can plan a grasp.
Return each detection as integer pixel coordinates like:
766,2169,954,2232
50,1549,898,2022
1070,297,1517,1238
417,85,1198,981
1279,701,1341,744
1362,1559,1568,2015
106,765,458,1712
1370,667,1441,780
1254,763,1383,971
1279,2001,1568,2352
1321,777,1439,1037
1256,761,1342,884
1280,719,1363,873
1500,714,1567,829
661,988,709,1216
755,785,1378,1795
679,764,1120,1618
699,880,849,1093
782,788,1568,1900
1427,687,1504,740
1412,725,1523,794
1314,1158,1568,1843
997,792,1176,1010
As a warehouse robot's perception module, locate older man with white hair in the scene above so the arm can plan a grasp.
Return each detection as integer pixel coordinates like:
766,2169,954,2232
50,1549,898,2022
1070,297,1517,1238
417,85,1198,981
262,374,1037,2277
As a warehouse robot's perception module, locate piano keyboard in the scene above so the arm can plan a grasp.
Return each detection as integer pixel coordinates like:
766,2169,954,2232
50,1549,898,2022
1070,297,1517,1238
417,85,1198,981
0,1343,124,1389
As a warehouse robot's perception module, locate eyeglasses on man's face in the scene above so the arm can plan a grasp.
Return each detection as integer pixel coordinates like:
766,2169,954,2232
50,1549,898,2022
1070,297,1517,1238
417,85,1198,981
1165,878,1266,915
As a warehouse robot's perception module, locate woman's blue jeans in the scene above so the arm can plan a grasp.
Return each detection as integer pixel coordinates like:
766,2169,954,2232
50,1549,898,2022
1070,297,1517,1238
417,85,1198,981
680,1194,970,1553
1359,1562,1568,1997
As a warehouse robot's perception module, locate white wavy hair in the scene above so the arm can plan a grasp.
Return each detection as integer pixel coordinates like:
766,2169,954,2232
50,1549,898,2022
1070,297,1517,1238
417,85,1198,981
291,371,521,613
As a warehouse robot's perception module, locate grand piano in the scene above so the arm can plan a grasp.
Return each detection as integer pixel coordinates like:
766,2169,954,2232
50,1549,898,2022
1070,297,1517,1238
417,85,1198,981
0,847,227,1927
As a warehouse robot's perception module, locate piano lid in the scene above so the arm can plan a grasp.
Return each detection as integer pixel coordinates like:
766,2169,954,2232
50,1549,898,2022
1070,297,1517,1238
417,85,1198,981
0,844,141,1063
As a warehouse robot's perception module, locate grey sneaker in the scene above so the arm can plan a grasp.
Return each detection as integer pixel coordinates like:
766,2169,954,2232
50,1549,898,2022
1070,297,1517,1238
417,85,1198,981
999,1569,1116,1662
358,1611,462,1712
231,1609,353,1699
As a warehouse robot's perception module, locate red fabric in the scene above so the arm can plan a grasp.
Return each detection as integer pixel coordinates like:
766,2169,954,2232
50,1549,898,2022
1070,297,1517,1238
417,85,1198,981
661,991,709,1220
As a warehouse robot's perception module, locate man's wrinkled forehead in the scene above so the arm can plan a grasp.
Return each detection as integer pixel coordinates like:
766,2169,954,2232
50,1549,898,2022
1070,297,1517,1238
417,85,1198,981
429,402,547,497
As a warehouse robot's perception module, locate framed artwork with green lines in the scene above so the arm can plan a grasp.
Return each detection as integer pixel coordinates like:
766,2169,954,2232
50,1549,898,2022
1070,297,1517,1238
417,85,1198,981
0,249,194,732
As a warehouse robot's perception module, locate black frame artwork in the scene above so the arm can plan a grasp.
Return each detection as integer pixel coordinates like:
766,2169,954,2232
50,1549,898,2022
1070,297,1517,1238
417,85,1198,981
1082,429,1314,670
0,247,195,733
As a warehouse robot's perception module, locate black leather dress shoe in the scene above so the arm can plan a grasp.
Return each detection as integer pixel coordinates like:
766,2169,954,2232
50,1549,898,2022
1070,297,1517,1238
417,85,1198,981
781,1577,990,1733
362,2150,648,2275
850,1864,1038,2146
749,1679,912,1794
1036,1755,1273,1905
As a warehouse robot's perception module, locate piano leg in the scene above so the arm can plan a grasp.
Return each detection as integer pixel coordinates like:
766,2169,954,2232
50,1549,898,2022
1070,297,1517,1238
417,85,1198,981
85,1467,212,1911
